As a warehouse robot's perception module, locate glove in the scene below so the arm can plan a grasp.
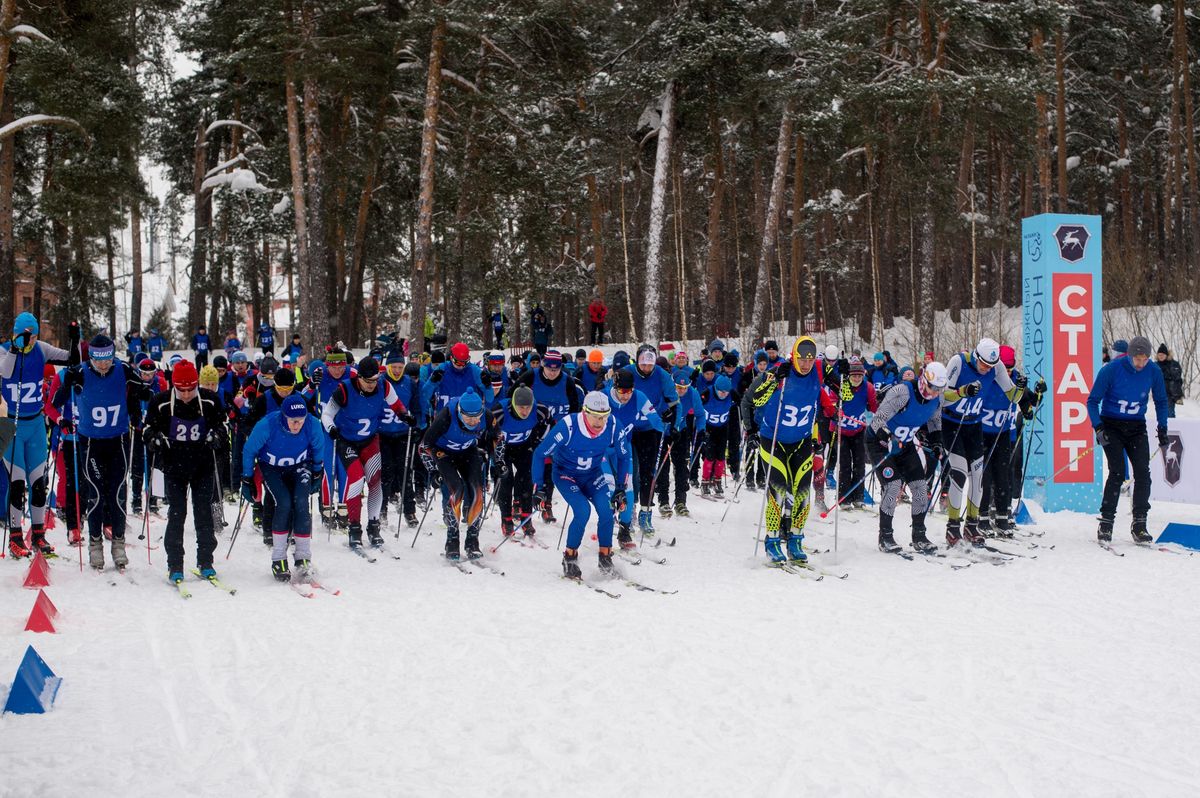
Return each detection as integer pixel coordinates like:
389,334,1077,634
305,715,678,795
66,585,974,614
1014,374,1028,390
310,369,322,386
1095,426,1109,447
1158,427,1168,448
306,465,323,493
68,321,81,344
490,459,505,482
1035,378,1047,395
532,486,547,507
205,429,223,450
240,477,256,503
58,417,74,434
233,394,246,409
837,359,849,377
661,405,677,426
419,447,438,474
962,381,981,397
148,431,169,454
874,426,890,445
773,363,790,381
1023,407,1036,421
398,412,417,427
611,491,627,514
430,369,444,383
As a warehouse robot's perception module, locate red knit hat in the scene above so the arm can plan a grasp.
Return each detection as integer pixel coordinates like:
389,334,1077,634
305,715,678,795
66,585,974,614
173,361,199,390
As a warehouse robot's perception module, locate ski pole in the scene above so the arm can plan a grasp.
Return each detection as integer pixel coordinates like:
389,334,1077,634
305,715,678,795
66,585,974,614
1036,444,1097,484
489,510,536,554
224,497,250,559
753,377,786,557
640,434,674,548
556,504,572,549
394,430,415,539
819,449,894,519
721,429,755,522
66,434,82,571
409,484,437,548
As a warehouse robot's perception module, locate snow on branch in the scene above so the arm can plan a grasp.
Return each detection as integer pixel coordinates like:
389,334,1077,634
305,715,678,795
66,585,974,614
203,153,248,180
200,168,268,194
204,119,261,141
441,69,478,94
7,24,52,43
0,114,88,143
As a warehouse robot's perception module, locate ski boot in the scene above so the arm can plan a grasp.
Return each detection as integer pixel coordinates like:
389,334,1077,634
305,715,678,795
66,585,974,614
131,497,143,516
978,514,993,533
8,529,30,559
785,533,807,563
501,516,516,537
992,514,1015,538
617,522,636,550
597,547,615,576
764,536,786,564
336,504,349,529
521,514,538,539
562,548,582,579
701,481,712,497
464,528,482,560
714,481,724,497
689,477,700,490
198,566,217,580
252,504,263,530
1131,516,1152,545
88,537,105,569
366,519,384,548
262,528,272,546
293,559,312,577
444,530,461,561
945,519,963,547
755,478,767,491
272,559,291,582
1097,517,1114,543
878,528,902,554
405,512,419,528
540,498,557,524
911,528,937,554
111,538,129,569
637,508,655,536
320,504,337,528
963,519,986,548
658,502,673,519
674,502,689,517
68,528,82,546
30,528,54,556
169,571,185,585
347,523,364,549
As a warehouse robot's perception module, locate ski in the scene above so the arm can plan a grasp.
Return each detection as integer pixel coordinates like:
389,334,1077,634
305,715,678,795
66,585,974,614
620,577,678,595
518,533,550,550
794,561,849,580
561,574,621,598
295,570,342,594
615,549,642,566
880,548,915,561
981,543,1035,559
190,569,238,595
947,544,1012,564
910,549,972,569
172,579,192,599
1141,543,1194,556
764,561,824,580
369,542,403,560
1097,540,1125,557
446,557,473,574
348,545,377,563
290,580,316,598
465,557,505,576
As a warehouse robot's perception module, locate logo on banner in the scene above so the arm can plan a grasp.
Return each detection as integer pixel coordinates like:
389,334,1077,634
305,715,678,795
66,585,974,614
1052,273,1094,483
1025,232,1043,262
1054,225,1090,263
1164,432,1183,487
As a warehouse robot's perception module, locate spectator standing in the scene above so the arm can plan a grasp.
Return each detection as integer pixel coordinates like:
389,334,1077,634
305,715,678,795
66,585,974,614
588,297,608,344
1157,343,1184,418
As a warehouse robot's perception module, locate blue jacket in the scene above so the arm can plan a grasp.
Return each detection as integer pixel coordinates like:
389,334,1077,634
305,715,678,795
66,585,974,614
1087,356,1169,430
242,411,324,474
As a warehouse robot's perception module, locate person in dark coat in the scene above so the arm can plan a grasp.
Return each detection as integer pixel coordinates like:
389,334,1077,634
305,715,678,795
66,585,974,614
1156,343,1184,418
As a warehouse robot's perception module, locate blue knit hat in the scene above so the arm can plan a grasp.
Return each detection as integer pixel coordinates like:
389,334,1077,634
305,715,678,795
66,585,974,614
715,375,732,393
282,394,308,420
458,392,483,416
12,311,38,336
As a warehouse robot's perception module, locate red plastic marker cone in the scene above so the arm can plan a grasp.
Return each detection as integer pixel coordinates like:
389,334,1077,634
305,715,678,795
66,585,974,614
24,589,59,634
22,552,51,589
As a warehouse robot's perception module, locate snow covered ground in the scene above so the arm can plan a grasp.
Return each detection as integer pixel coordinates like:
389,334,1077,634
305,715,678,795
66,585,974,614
3,479,1200,797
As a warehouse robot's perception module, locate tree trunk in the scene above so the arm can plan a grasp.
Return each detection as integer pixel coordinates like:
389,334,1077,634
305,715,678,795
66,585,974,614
618,152,638,341
1054,28,1069,212
577,92,606,299
1033,29,1052,214
1174,0,1200,265
702,112,725,324
189,118,210,332
0,79,13,336
130,202,143,332
301,2,328,344
789,132,804,334
105,232,117,335
642,80,675,343
408,15,446,347
749,101,793,341
284,2,315,356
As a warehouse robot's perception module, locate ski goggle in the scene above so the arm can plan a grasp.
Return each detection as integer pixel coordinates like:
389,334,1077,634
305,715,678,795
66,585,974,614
460,411,483,427
451,356,469,368
583,406,611,423
276,385,295,397
918,377,943,399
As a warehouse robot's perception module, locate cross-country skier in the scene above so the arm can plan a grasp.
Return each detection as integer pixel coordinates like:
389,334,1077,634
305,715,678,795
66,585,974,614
2,313,77,557
606,369,662,549
700,375,734,497
420,391,489,560
144,361,227,585
486,385,553,537
821,357,878,508
321,356,412,549
979,345,1042,536
1087,335,1168,544
192,325,211,367
514,348,583,523
738,351,771,491
869,362,947,553
257,322,275,356
747,336,823,564
940,338,1032,547
657,371,705,517
146,329,166,363
54,335,151,569
531,391,632,578
430,341,486,411
242,393,323,581
623,344,679,535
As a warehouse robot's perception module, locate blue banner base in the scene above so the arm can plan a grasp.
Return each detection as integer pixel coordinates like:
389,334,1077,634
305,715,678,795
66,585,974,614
1157,523,1200,552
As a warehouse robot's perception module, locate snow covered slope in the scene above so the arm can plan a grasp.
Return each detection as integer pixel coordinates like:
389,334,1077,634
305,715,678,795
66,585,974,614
3,489,1200,797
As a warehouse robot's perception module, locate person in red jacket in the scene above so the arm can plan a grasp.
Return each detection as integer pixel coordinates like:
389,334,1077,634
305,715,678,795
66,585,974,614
587,297,608,345
820,357,879,509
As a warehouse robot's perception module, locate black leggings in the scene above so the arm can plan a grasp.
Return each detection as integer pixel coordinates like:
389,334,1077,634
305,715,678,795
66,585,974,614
82,435,130,541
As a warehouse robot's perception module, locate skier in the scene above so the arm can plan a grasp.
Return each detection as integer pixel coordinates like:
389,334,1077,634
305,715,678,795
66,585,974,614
2,313,77,557
55,335,152,569
241,393,324,582
144,361,227,585
224,330,242,357
869,362,948,553
940,338,1035,547
192,325,211,368
487,385,553,537
514,349,583,522
624,344,680,535
320,356,412,549
483,352,510,395
700,374,734,497
490,307,507,349
657,372,705,517
379,354,422,525
286,334,303,361
867,352,897,393
578,349,607,392
979,345,1041,535
531,391,632,578
821,357,878,508
147,329,166,363
1087,335,1168,544
606,369,662,549
748,336,824,564
44,364,83,545
257,322,276,356
420,391,489,559
314,349,352,527
430,341,486,411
